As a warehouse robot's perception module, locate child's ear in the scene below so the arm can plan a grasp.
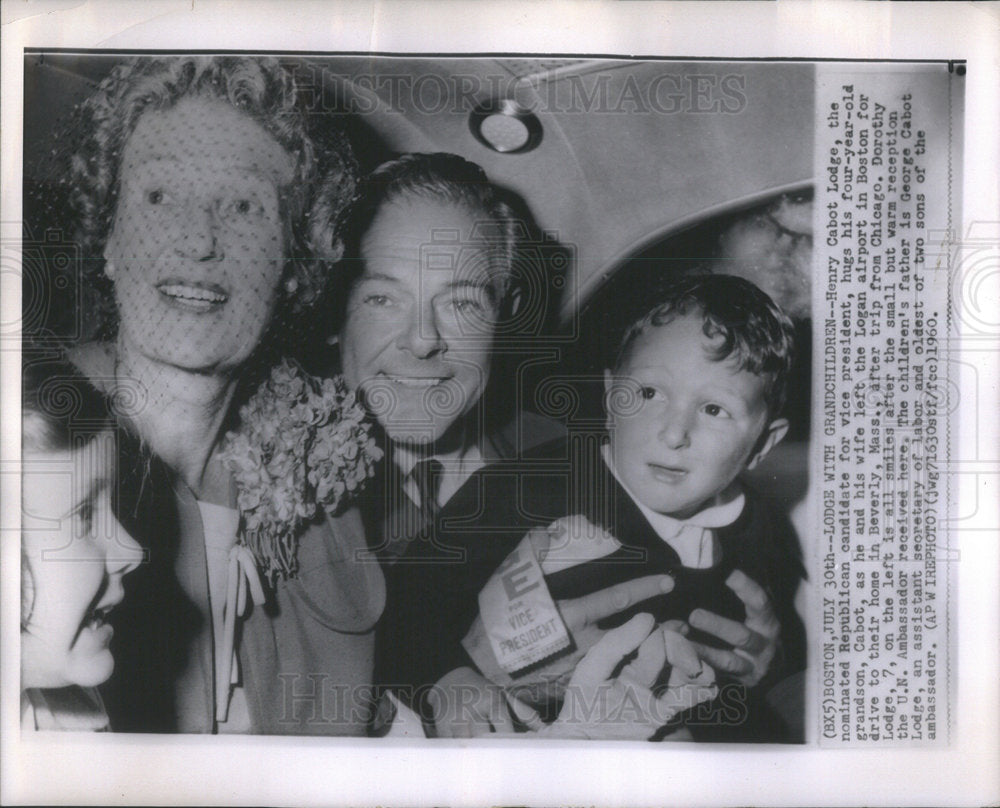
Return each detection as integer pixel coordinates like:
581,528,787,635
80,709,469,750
603,369,614,431
746,418,789,471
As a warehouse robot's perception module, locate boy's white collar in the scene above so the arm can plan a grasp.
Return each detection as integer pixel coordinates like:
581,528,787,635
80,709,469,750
600,443,745,567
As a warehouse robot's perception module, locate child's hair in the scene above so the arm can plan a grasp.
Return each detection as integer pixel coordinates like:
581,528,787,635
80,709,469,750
21,355,115,630
23,356,115,453
612,274,796,419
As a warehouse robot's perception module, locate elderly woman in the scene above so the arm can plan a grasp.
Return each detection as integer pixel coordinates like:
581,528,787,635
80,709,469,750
63,56,385,734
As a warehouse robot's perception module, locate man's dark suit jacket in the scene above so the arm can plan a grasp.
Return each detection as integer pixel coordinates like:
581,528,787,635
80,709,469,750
369,430,806,741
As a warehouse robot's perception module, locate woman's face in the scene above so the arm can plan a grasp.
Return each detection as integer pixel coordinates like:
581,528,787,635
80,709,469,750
104,96,296,374
21,432,143,689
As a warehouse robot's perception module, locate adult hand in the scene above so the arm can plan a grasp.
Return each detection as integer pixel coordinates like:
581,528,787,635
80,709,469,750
687,569,781,687
463,573,675,706
428,666,514,738
535,613,717,740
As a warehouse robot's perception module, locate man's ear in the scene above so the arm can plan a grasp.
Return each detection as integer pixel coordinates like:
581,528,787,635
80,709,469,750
746,418,789,471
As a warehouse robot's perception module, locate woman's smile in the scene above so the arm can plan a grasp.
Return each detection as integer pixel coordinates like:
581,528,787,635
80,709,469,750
381,372,452,388
156,280,230,312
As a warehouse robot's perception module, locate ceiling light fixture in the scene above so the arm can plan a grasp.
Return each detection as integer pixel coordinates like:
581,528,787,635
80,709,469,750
469,99,542,154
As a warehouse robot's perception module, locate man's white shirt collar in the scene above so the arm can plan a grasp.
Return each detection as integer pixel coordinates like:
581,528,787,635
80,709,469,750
600,443,745,569
393,441,486,509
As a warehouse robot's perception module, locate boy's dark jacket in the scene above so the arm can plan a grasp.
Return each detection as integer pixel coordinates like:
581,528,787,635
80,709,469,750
371,433,806,742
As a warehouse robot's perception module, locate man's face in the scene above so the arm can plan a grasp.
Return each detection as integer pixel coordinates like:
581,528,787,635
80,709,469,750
340,195,500,446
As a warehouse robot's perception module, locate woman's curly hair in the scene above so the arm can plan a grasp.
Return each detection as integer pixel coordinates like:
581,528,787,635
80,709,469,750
62,56,358,338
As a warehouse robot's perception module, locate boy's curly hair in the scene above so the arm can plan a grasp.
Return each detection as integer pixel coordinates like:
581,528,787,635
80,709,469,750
613,274,796,419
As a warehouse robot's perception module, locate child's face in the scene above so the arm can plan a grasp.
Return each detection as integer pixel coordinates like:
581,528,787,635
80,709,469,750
21,431,143,689
605,313,788,520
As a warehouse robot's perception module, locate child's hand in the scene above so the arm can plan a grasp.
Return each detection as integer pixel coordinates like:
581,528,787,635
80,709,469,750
533,613,717,740
687,569,782,687
428,667,515,738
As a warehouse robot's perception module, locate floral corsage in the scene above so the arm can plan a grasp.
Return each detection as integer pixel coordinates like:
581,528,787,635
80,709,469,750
220,359,382,583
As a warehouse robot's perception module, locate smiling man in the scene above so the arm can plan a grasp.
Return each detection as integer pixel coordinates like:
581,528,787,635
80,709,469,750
339,153,542,550
337,154,795,739
341,155,513,474
337,155,685,734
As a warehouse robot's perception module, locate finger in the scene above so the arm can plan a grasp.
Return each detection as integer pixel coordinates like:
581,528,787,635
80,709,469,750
566,575,674,626
661,619,690,636
459,707,496,738
452,721,475,739
507,696,545,732
693,609,771,657
726,570,778,630
662,629,706,680
525,525,555,557
570,613,656,687
657,679,719,718
433,716,456,738
690,642,755,677
621,628,667,688
490,694,516,734
688,608,762,652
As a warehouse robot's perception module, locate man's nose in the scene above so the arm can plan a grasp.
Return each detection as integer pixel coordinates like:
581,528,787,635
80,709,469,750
658,405,692,449
396,300,445,359
178,202,223,261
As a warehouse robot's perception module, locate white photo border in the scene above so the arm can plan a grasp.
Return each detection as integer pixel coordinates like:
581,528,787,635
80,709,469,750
2,2,997,806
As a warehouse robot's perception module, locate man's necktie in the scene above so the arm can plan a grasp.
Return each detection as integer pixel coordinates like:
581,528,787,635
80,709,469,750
380,458,443,562
410,457,443,524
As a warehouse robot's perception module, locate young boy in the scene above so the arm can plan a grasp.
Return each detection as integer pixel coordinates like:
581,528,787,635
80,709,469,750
460,273,806,740
378,274,805,741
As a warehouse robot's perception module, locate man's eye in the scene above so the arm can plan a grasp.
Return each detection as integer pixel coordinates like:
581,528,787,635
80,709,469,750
703,403,730,418
640,386,664,401
364,294,393,307
451,297,485,314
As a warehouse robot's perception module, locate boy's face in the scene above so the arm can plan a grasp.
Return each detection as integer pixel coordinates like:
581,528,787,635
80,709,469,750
605,313,788,520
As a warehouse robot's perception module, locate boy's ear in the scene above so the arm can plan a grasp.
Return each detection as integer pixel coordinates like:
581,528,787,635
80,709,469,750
746,418,789,471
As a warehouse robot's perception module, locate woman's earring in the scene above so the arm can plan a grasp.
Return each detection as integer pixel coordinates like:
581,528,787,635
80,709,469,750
284,277,299,295
104,260,116,279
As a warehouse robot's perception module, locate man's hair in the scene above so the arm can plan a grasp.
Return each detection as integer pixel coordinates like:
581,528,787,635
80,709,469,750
338,152,519,303
63,56,358,335
613,274,796,419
